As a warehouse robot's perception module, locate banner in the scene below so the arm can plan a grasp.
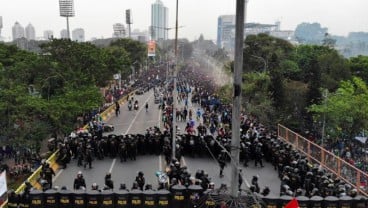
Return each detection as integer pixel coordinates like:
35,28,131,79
0,171,7,196
147,40,156,57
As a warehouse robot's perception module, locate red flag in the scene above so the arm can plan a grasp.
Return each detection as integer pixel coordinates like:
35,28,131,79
285,198,299,208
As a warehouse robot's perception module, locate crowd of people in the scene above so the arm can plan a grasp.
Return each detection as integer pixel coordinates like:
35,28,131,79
8,62,367,208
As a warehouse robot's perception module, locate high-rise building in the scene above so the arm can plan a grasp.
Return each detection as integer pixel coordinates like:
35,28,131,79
12,22,25,40
59,0,75,39
151,0,168,41
60,29,68,39
112,23,126,38
217,15,236,48
72,28,85,42
25,23,36,40
0,16,3,37
44,30,54,40
217,15,279,51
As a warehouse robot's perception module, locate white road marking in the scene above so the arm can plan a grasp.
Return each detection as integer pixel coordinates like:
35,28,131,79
109,158,116,173
181,156,187,167
159,155,162,171
53,169,64,182
125,94,153,134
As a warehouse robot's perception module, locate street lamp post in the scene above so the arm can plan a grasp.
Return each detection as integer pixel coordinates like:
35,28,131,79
172,0,179,160
230,0,246,198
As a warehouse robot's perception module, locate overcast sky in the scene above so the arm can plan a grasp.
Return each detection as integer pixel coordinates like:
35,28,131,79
0,0,367,41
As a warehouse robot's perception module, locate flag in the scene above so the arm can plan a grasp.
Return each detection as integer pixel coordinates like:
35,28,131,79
285,198,299,208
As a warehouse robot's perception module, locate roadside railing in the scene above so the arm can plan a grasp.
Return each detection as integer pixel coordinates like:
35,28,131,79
278,124,368,197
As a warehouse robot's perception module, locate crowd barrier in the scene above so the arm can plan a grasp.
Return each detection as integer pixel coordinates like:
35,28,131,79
277,124,368,197
262,194,367,208
7,185,367,208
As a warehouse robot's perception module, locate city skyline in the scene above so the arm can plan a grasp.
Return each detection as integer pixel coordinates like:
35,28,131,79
0,0,367,41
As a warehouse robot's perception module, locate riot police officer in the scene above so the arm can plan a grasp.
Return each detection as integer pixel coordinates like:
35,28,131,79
218,150,226,177
105,172,114,190
73,171,86,190
135,171,145,191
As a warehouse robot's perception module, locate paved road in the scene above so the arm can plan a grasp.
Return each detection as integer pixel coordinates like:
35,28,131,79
53,89,281,195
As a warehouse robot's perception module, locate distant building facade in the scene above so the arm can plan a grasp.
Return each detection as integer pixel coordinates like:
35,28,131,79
131,29,148,43
60,29,68,39
217,15,294,52
12,22,25,40
72,28,85,42
44,30,54,40
25,23,36,40
151,0,168,41
113,23,126,38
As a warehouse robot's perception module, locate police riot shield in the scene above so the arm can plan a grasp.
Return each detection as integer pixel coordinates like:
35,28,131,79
44,189,58,208
73,189,86,208
279,195,292,208
100,190,114,208
130,189,143,208
19,192,30,208
29,190,43,208
156,189,170,208
203,190,217,208
310,195,323,208
59,189,72,208
338,195,352,208
187,185,203,208
114,190,129,208
170,184,187,208
296,195,309,208
323,196,339,208
86,190,101,208
354,195,367,208
143,189,157,207
261,194,278,208
7,191,20,208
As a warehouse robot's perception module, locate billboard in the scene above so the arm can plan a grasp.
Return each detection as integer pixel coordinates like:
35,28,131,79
147,40,156,57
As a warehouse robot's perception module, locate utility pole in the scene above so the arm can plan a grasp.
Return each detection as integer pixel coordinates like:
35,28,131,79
230,0,246,197
322,89,328,146
172,0,179,159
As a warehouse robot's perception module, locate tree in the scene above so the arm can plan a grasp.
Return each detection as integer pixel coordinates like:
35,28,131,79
241,72,276,126
40,39,112,88
110,38,146,65
309,77,368,139
349,55,368,83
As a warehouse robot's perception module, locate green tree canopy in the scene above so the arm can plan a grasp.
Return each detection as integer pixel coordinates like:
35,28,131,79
309,77,368,139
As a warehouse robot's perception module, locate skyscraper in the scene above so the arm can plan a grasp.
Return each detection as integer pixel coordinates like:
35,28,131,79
12,22,25,40
151,0,168,41
217,15,236,48
44,30,54,40
59,0,75,39
25,23,36,40
72,28,85,42
60,29,68,39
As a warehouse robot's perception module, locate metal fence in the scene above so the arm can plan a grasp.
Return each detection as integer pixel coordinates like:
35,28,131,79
278,124,368,197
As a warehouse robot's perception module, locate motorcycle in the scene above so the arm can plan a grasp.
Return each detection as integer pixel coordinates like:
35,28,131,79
128,103,132,111
134,101,139,110
155,171,169,189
